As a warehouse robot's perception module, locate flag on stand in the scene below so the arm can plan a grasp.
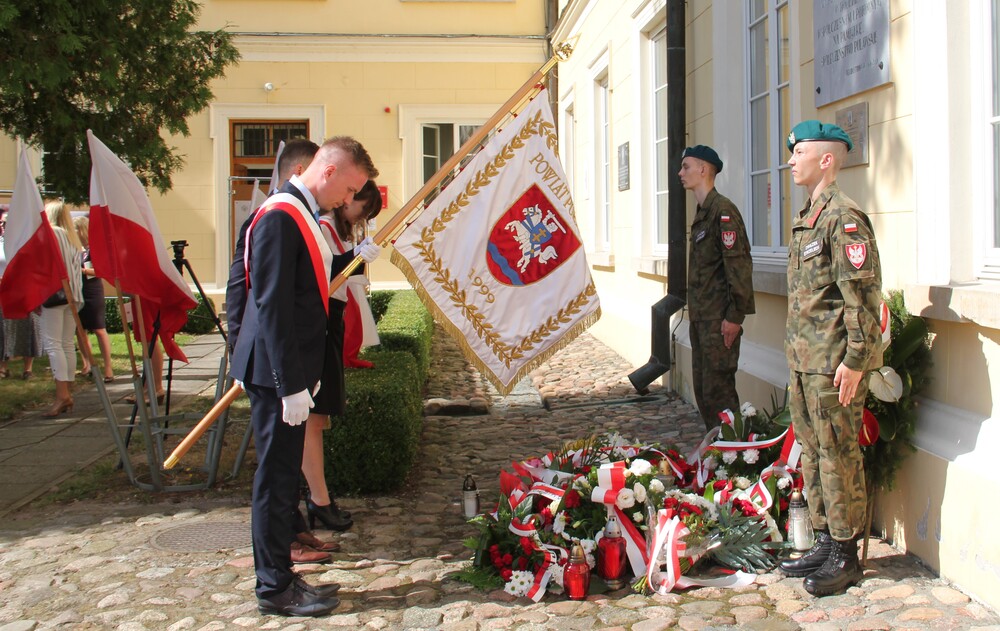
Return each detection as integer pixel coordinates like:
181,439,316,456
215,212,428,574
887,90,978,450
87,130,197,362
0,150,64,318
391,91,601,394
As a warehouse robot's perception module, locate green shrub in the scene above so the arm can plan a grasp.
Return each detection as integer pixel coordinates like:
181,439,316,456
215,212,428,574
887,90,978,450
370,290,434,382
368,289,394,322
325,350,423,494
103,294,217,335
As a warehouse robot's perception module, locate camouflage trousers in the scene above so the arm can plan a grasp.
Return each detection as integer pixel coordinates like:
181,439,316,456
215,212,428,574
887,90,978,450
789,370,868,541
690,319,741,430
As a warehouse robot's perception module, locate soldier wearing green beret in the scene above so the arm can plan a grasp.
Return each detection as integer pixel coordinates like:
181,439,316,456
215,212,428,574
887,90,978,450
777,120,882,596
679,145,755,430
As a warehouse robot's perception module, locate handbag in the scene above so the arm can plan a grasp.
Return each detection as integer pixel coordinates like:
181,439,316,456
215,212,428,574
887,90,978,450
42,288,68,308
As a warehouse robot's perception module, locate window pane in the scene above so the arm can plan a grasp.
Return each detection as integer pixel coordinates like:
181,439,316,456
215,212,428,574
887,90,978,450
778,3,790,84
654,29,667,89
751,173,771,247
780,166,792,246
994,122,1000,247
656,191,669,245
656,139,669,191
750,95,770,170
749,21,768,96
655,86,669,138
779,86,790,145
750,0,765,22
994,0,1000,116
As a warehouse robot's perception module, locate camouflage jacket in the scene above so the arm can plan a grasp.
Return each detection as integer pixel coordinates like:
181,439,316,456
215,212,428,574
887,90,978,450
786,183,883,374
688,188,755,323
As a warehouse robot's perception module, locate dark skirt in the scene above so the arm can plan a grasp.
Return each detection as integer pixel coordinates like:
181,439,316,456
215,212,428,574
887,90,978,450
311,300,346,417
79,277,106,331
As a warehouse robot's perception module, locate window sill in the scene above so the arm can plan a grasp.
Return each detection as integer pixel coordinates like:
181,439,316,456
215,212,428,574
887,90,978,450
589,250,615,270
904,281,1000,330
634,255,669,279
752,262,788,297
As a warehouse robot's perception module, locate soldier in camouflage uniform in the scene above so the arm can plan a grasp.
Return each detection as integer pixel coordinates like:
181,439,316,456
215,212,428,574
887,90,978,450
679,145,755,430
777,121,883,597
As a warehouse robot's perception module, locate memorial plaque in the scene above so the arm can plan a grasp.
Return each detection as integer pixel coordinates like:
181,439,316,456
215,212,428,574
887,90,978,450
814,0,891,107
618,142,630,191
835,102,869,168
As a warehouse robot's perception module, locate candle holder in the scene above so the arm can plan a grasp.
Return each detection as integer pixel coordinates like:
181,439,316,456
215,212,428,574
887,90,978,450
788,490,814,552
597,514,628,590
462,474,480,519
563,542,590,600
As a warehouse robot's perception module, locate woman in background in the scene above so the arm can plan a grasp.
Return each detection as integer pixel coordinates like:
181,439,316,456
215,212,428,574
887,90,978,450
40,201,83,417
73,216,114,382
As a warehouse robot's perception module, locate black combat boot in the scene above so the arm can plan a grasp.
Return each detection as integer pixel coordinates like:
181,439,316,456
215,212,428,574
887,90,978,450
803,536,863,596
778,530,832,577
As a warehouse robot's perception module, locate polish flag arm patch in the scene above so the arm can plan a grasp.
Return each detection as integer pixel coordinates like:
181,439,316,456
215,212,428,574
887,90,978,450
721,215,731,222
844,222,858,233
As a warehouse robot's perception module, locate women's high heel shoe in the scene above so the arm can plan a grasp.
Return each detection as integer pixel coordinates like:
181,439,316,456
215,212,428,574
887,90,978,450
306,499,353,532
43,398,74,418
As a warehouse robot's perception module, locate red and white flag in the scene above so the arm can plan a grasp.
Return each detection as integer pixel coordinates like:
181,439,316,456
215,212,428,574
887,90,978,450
87,130,197,362
391,91,601,394
0,150,64,318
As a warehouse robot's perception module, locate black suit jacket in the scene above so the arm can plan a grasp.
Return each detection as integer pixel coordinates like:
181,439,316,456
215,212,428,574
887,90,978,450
228,182,358,396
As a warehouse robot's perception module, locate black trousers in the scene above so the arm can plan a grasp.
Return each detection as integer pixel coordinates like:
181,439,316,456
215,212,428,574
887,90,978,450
245,382,307,598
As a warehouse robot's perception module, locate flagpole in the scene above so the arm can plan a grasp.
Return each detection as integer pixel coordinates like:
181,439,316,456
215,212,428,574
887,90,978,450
62,278,97,374
164,42,573,471
327,41,573,297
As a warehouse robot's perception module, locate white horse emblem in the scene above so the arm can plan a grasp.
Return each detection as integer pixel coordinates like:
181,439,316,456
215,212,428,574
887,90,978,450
506,204,567,273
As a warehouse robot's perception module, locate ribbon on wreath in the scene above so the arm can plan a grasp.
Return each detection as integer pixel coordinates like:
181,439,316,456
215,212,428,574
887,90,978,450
644,508,755,594
590,461,651,576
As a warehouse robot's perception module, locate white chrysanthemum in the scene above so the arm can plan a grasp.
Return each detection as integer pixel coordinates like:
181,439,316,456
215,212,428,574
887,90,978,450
735,476,752,490
629,458,653,476
741,402,757,418
553,510,568,536
633,482,647,503
649,478,665,493
616,487,636,510
549,563,565,588
703,456,718,470
776,476,791,490
632,511,643,523
742,449,760,464
722,450,738,464
715,467,728,480
503,570,534,597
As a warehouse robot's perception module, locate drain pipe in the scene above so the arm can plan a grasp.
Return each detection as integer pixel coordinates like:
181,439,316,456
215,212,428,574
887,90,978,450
627,0,687,394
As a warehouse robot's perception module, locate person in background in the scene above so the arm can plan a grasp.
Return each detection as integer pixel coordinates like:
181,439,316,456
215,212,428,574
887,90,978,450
777,120,882,596
0,209,43,380
73,216,114,383
305,179,382,532
678,145,755,430
40,201,83,417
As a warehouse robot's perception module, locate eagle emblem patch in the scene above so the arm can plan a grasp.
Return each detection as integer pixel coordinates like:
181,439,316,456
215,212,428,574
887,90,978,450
846,243,867,269
721,231,736,249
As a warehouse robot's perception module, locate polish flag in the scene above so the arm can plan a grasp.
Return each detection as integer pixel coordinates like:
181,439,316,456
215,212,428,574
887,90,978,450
0,150,64,318
87,130,197,362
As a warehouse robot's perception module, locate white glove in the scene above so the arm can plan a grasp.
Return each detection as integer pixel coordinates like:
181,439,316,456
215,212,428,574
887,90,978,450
281,389,314,426
232,378,243,390
353,237,381,263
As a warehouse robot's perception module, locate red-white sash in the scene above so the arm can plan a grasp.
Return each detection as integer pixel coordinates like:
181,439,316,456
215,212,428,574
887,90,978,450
245,193,333,315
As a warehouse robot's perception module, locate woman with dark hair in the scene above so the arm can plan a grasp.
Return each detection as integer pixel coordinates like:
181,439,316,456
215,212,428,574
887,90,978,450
304,179,383,531
73,216,114,382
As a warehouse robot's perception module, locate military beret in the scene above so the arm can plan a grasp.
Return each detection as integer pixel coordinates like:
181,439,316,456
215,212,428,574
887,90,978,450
681,145,723,173
786,120,854,152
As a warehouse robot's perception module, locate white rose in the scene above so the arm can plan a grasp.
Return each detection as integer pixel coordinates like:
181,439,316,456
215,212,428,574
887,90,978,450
629,458,653,476
616,488,636,510
722,451,738,465
740,402,757,418
735,476,752,489
632,511,643,523
633,482,647,503
649,478,665,493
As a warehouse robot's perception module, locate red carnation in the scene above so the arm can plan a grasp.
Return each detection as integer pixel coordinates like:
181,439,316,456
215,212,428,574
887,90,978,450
564,489,582,509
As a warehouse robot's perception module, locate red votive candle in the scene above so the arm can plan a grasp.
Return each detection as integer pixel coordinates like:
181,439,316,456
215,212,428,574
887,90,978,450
564,542,590,600
597,515,627,590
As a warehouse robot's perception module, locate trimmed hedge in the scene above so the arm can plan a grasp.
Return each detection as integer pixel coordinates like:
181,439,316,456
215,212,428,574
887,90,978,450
324,289,432,494
102,294,216,335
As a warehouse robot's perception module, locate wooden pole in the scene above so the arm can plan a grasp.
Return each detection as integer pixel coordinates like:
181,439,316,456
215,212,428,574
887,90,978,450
163,382,243,469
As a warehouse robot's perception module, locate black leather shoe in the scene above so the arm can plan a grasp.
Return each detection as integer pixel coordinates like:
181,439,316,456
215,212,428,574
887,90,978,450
803,537,863,596
779,530,833,577
295,576,340,598
257,579,339,617
329,498,352,520
307,499,353,532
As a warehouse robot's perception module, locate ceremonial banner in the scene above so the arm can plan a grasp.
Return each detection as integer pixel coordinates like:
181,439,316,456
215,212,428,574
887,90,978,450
391,92,601,394
0,150,64,318
87,131,197,362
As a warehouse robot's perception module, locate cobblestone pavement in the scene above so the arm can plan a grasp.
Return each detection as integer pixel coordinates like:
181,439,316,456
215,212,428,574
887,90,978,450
0,328,998,630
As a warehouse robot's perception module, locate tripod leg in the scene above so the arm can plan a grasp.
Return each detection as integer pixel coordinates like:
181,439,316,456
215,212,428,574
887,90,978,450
182,258,227,342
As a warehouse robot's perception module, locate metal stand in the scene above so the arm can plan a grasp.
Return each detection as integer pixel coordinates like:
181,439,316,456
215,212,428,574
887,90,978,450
98,240,235,491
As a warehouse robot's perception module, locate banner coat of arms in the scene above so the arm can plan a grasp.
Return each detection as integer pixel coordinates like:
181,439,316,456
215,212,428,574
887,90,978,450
391,92,601,395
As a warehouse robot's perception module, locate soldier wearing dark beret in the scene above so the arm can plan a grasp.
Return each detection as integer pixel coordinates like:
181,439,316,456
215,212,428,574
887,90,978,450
679,145,755,430
778,120,883,597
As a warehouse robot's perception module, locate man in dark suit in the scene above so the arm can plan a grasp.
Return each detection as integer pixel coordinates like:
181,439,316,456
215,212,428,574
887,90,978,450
230,136,379,617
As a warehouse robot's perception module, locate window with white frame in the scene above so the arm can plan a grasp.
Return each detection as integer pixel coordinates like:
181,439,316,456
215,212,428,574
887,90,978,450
652,25,669,250
746,0,791,251
595,73,611,252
